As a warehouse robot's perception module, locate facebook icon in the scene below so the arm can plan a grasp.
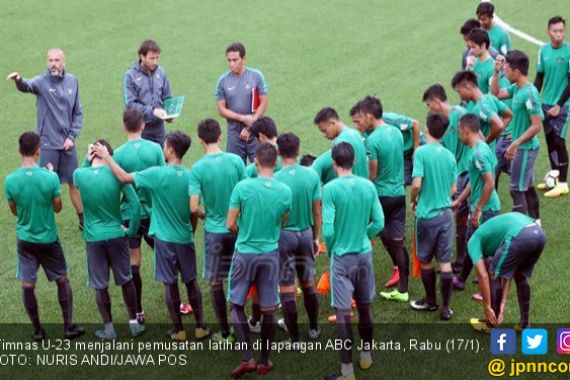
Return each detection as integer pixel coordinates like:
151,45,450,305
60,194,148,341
491,329,517,354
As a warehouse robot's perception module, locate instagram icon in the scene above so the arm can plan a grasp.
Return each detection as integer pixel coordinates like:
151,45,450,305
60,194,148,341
557,329,570,354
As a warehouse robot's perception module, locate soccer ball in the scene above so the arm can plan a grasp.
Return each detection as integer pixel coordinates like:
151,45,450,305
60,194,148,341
544,170,559,190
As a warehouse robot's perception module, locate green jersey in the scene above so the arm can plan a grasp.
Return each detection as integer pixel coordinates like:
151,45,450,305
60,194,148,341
274,164,321,231
467,212,534,264
488,24,512,55
334,126,369,178
245,156,282,178
507,83,543,150
473,56,495,94
229,177,292,253
367,124,405,197
114,138,165,220
134,165,193,244
441,105,469,173
536,42,570,106
412,142,457,219
322,175,384,256
466,141,501,212
499,75,514,134
383,112,418,152
74,166,140,242
188,152,246,233
469,94,509,147
4,166,61,244
312,150,337,185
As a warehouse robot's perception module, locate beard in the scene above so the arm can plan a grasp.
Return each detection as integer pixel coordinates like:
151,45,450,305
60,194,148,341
49,67,64,77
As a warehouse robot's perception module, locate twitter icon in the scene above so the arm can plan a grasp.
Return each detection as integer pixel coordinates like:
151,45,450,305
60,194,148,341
522,328,548,355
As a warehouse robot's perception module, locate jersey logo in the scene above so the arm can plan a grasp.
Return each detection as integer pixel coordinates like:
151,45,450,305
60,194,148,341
68,88,73,95
475,159,483,170
26,171,33,176
348,178,356,187
289,170,296,176
525,99,533,111
215,157,222,163
264,181,272,188
134,142,141,149
177,170,183,177
245,82,251,89
48,88,56,93
227,85,236,91
156,74,161,79
93,169,100,175
136,76,143,81
557,57,564,64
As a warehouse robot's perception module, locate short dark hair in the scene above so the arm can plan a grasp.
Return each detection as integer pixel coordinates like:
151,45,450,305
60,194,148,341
276,133,300,159
332,142,355,170
250,116,278,139
459,113,481,133
165,131,191,159
426,112,449,139
460,19,481,35
226,42,246,57
138,39,161,56
548,16,566,28
356,96,383,119
94,139,114,157
197,118,221,144
476,2,494,17
422,84,447,102
255,142,278,168
18,132,40,157
506,50,529,76
314,107,339,124
467,28,490,49
123,109,145,133
300,154,316,166
451,70,478,88
349,102,360,117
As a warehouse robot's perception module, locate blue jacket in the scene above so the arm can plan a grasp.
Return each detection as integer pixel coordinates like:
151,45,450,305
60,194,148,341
16,71,83,150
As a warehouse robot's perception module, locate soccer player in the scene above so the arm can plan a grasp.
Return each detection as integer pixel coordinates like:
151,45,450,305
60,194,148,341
460,19,499,70
73,141,144,339
226,143,292,377
451,70,512,145
188,118,246,342
466,28,496,94
312,149,337,185
124,40,173,146
452,114,501,291
94,131,209,342
5,132,84,341
350,96,409,301
245,116,281,177
468,212,545,333
476,2,512,55
409,113,457,321
534,16,570,198
8,48,84,228
111,109,165,323
216,42,268,163
491,51,543,220
274,132,322,344
323,142,384,380
422,85,469,274
314,107,369,178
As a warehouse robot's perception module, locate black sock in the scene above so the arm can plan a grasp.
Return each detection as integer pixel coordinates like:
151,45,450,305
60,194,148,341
459,256,474,283
558,139,569,182
251,302,261,324
525,188,540,220
164,283,183,331
143,234,155,250
95,288,112,324
57,280,73,328
455,225,467,266
380,234,398,267
185,280,204,328
131,265,143,314
260,310,276,365
490,278,503,317
121,280,137,320
23,287,41,329
391,240,409,293
78,213,84,225
440,271,453,308
357,304,373,350
211,283,229,335
515,274,531,326
231,304,253,362
302,285,319,331
335,309,353,365
420,268,437,305
511,190,528,215
280,292,299,342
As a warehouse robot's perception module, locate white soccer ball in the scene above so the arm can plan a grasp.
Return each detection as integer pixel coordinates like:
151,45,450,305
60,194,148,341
544,170,559,190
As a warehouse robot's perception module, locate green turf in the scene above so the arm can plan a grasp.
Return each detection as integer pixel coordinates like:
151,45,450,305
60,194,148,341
0,0,569,378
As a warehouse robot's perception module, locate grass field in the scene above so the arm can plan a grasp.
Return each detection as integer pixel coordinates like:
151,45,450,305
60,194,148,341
1,0,569,378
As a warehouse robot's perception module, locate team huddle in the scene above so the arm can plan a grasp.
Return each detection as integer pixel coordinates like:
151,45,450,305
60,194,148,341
4,3,570,380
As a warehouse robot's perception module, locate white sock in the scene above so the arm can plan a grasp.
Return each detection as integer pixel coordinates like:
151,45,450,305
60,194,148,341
536,219,542,226
129,319,138,325
104,323,114,334
341,363,354,376
360,350,372,362
559,182,568,189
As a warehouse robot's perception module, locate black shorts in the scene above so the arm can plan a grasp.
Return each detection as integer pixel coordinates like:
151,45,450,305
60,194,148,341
123,218,152,249
542,104,569,139
454,173,470,216
86,236,132,289
415,209,454,264
203,232,236,282
39,149,78,184
279,228,315,286
379,196,406,239
154,238,197,285
17,239,67,283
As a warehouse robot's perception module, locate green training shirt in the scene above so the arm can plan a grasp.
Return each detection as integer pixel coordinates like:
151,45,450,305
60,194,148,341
441,105,468,173
469,94,509,147
488,24,512,55
245,156,283,178
4,166,61,244
188,152,246,233
333,126,369,178
383,112,418,152
473,56,495,94
536,42,570,106
507,83,543,150
312,150,337,185
366,124,405,197
466,141,501,213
